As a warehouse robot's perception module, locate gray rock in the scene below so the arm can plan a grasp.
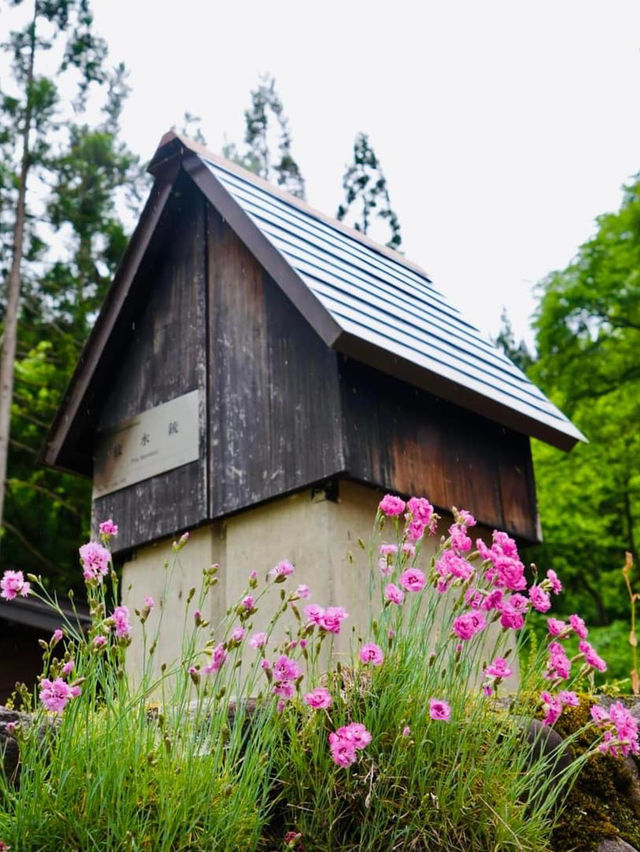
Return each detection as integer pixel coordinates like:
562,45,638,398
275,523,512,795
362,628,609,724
598,839,639,852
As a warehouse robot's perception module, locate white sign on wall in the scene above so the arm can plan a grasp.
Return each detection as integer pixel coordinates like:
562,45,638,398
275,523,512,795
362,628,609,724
93,390,200,498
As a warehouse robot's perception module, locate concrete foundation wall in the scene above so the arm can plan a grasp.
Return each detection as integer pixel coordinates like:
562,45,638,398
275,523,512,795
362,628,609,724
121,481,515,690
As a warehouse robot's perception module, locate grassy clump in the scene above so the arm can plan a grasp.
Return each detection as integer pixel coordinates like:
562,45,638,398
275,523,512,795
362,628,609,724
0,501,634,850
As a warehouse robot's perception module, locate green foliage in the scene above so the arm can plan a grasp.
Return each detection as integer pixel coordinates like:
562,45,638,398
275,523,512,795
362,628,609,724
493,308,534,372
0,0,144,589
336,132,402,251
526,175,640,628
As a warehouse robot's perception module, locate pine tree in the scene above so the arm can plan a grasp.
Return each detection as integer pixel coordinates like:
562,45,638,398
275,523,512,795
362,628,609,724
223,74,305,199
336,132,402,250
0,1,142,583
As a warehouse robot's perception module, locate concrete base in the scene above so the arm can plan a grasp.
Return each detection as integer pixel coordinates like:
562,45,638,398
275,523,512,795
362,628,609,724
121,480,515,690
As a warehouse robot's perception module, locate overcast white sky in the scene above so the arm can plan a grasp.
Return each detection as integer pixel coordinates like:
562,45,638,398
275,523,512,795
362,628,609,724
22,1,640,346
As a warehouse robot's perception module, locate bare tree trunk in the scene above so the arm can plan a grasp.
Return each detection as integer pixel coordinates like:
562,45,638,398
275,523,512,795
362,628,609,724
0,9,36,542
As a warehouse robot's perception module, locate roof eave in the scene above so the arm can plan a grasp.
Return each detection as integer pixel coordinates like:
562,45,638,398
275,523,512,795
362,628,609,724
334,330,586,451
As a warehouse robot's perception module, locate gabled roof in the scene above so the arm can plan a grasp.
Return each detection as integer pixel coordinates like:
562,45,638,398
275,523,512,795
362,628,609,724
42,131,584,473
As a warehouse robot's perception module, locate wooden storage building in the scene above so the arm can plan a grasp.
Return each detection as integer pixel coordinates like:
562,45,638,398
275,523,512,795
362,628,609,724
41,132,584,670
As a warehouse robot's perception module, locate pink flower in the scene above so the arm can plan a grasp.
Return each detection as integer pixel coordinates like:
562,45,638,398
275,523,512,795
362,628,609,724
61,660,74,676
449,524,472,553
329,733,357,767
544,642,572,680
579,640,607,672
569,614,588,640
230,626,245,642
402,726,411,737
529,585,551,613
402,543,416,557
203,643,228,674
454,508,476,527
399,568,426,593
304,686,332,709
272,655,302,683
319,606,349,634
359,643,384,666
39,677,77,713
436,550,473,582
249,631,267,648
378,557,393,577
453,611,486,641
379,494,406,516
546,569,563,594
547,618,569,637
112,605,131,638
296,584,311,600
52,629,63,644
99,519,118,538
1,570,30,601
273,681,295,700
591,705,609,724
482,589,504,611
270,560,295,581
79,542,110,583
429,699,451,721
260,659,271,671
384,583,404,605
559,691,580,707
241,595,254,610
485,657,513,679
304,604,325,624
407,496,434,526
540,691,563,726
143,596,155,610
336,722,372,750
379,544,398,557
93,635,107,648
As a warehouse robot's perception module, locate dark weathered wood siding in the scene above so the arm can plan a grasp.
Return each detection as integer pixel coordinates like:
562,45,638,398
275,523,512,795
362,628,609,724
338,358,538,541
206,203,344,517
94,175,209,551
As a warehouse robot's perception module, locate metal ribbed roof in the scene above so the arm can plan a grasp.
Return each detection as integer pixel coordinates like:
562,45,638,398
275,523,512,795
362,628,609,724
196,153,584,450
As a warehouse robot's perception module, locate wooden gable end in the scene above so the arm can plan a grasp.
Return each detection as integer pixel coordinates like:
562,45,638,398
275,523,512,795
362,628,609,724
93,173,209,550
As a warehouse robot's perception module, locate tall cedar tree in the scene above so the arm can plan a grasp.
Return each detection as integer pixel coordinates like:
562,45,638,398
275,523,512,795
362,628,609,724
223,74,305,199
337,132,402,250
526,175,640,625
0,1,142,587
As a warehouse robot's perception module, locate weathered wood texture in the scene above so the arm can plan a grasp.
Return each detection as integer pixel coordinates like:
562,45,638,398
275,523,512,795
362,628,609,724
206,203,344,517
338,358,539,541
94,174,208,552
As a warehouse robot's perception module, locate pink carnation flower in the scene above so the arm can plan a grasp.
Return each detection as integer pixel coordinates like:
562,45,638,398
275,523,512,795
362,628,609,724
39,677,78,713
399,568,426,593
112,605,131,638
402,542,416,557
230,626,245,642
569,614,588,639
249,631,267,648
379,543,398,557
319,606,349,634
269,560,295,581
304,686,332,709
453,611,486,641
559,691,580,707
429,698,451,721
529,585,551,613
203,643,228,674
546,569,563,594
143,596,155,610
241,595,254,610
98,519,118,538
579,640,607,672
329,733,357,767
336,722,372,750
379,494,406,516
79,541,110,583
1,570,30,601
359,642,384,666
449,524,472,553
296,584,311,600
485,657,513,679
52,628,63,644
61,660,74,676
384,583,404,605
547,618,569,637
272,655,302,683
